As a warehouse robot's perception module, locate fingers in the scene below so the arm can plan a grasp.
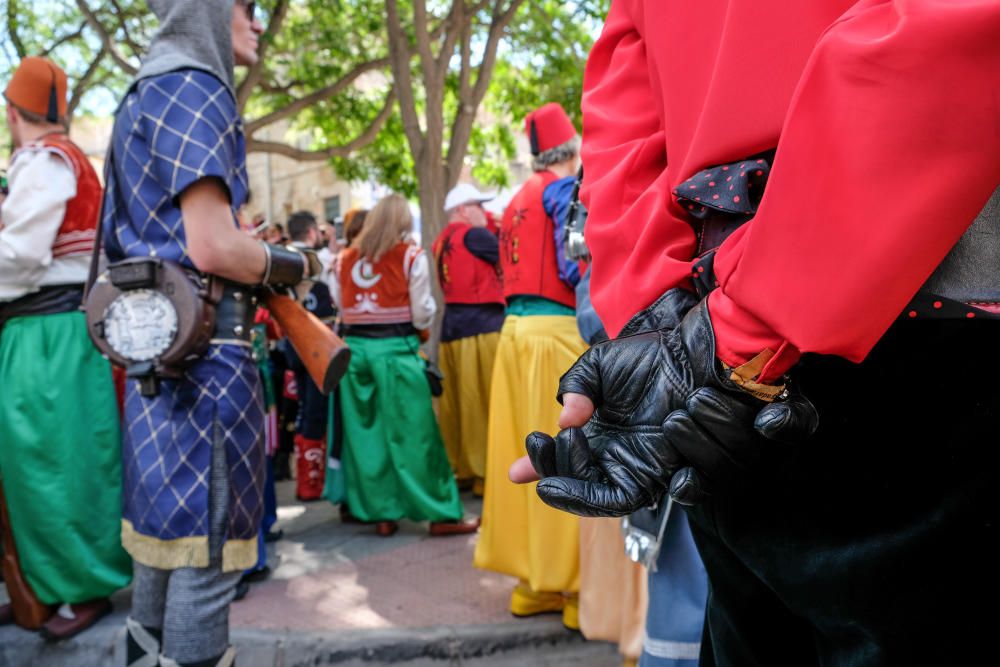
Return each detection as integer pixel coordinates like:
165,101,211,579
668,466,711,506
559,393,596,429
755,393,819,444
509,455,540,484
525,431,557,478
662,409,743,482
523,429,601,481
536,476,636,517
557,347,603,406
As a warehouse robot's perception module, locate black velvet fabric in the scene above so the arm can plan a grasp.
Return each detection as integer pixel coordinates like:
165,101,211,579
687,318,999,666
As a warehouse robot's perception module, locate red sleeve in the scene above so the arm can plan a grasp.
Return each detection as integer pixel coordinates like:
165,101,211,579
579,0,695,337
712,0,1000,381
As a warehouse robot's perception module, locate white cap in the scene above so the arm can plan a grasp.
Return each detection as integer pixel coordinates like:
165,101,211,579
444,183,495,212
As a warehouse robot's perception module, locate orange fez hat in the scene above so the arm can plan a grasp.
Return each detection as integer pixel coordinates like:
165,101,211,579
3,56,68,123
524,103,576,156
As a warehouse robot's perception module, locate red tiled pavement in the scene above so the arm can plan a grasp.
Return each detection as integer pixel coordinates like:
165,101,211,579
230,533,520,632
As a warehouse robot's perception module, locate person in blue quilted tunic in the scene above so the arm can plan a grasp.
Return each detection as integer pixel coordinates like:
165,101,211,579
101,2,312,666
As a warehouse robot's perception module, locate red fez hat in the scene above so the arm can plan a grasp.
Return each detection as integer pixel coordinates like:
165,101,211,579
524,103,576,156
3,56,68,123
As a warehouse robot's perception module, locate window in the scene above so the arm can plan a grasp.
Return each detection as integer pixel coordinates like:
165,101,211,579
324,195,341,223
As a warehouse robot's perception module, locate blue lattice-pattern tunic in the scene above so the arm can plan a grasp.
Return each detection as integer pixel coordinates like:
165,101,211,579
102,69,262,571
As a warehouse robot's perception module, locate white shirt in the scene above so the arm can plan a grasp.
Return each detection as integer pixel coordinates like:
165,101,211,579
0,148,86,302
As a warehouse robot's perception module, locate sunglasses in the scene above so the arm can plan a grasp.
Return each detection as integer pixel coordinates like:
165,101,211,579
237,1,256,20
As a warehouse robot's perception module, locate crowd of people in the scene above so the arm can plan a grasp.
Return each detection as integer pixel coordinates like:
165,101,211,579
3,1,1000,667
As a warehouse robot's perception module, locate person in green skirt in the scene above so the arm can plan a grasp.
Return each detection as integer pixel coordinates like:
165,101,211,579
0,56,131,639
332,193,480,538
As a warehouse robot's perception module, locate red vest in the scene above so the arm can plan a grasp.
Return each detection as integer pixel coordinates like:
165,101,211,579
29,134,102,258
432,222,504,305
499,171,575,308
338,242,421,325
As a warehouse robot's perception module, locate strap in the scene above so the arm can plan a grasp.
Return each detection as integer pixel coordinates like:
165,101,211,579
125,617,160,667
83,141,113,303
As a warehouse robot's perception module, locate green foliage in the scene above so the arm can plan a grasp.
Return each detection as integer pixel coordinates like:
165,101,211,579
0,0,608,192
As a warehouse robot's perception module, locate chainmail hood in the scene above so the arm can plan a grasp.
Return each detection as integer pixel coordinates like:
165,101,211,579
137,0,236,95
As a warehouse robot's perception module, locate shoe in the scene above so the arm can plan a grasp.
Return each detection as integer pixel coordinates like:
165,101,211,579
233,580,250,602
509,583,565,618
39,598,112,641
242,566,270,584
264,529,284,543
375,521,398,537
339,505,363,524
472,478,485,497
0,603,12,626
562,594,580,631
428,517,481,537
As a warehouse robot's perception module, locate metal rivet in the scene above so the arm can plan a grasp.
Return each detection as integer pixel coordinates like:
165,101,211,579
234,325,245,336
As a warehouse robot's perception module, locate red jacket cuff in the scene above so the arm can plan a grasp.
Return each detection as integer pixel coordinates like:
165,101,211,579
707,289,800,384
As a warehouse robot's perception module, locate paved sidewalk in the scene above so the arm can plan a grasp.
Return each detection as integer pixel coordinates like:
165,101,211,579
1,481,621,666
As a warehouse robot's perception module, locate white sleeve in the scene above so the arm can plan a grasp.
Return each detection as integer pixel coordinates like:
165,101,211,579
408,250,437,330
0,151,77,288
328,250,343,309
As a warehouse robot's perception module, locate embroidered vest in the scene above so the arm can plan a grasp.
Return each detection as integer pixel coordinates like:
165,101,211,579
499,171,576,307
31,134,101,258
433,222,504,305
339,242,421,325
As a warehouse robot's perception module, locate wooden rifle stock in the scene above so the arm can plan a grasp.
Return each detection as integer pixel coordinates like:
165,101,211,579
0,479,53,629
264,292,350,394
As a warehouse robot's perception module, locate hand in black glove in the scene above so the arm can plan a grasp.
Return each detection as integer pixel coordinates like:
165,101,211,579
523,290,818,517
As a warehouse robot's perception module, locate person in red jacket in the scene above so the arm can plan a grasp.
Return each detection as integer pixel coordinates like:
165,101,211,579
513,1,1000,665
432,184,505,496
474,103,588,630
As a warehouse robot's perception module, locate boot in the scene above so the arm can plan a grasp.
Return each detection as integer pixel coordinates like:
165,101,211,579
293,435,326,501
125,617,161,667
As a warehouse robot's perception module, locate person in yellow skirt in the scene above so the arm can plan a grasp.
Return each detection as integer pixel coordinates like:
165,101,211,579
432,184,505,495
473,103,587,629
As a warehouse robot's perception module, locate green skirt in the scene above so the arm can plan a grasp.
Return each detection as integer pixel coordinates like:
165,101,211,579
0,311,131,604
339,335,463,523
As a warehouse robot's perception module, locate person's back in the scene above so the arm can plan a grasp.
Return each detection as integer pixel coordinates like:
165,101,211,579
514,2,1000,665
332,193,479,538
0,55,130,640
431,185,505,493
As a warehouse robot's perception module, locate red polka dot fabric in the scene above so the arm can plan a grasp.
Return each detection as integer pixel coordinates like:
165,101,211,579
673,156,771,219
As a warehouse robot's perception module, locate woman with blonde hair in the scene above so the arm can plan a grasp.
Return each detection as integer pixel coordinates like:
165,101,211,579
332,194,479,537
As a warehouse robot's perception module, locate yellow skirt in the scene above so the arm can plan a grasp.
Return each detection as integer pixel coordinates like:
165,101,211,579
438,331,500,481
473,314,587,593
579,518,649,659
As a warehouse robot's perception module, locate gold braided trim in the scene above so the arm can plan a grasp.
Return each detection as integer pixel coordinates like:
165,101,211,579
121,519,209,569
221,536,258,573
726,350,786,403
122,520,259,572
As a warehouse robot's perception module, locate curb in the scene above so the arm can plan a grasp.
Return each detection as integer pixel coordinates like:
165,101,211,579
1,611,616,667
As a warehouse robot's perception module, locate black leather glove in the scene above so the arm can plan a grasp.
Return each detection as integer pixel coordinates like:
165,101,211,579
526,289,818,517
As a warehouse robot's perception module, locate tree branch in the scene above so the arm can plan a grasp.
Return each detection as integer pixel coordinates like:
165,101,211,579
6,0,28,58
74,0,137,76
67,46,106,117
246,91,397,160
385,0,426,158
42,22,87,57
236,0,290,110
446,0,526,185
245,56,390,134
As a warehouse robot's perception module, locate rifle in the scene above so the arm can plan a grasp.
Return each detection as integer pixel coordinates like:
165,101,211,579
0,479,53,629
263,292,350,394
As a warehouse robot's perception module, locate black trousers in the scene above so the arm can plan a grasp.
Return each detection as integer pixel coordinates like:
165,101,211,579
687,319,999,667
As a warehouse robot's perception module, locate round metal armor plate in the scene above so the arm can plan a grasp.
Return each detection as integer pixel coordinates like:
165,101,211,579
103,289,180,362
